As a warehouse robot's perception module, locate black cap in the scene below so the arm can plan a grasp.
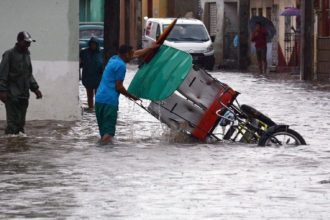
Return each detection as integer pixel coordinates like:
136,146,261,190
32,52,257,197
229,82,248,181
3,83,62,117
17,31,36,43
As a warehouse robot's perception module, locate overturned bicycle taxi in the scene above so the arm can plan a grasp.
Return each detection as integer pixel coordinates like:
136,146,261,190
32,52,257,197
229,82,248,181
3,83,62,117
127,18,306,147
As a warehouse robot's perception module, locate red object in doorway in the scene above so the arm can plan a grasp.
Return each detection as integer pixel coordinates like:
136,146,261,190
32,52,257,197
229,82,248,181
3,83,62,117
277,43,287,66
288,39,301,66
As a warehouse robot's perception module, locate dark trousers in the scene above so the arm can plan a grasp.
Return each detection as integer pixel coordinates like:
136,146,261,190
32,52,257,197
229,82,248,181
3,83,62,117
5,98,29,134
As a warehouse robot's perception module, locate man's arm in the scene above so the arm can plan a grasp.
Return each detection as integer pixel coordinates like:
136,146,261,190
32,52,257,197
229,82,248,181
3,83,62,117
116,80,138,100
133,43,160,58
0,52,10,103
29,63,42,99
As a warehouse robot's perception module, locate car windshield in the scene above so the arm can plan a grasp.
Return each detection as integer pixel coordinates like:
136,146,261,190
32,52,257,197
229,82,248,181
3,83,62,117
164,24,210,42
79,28,103,39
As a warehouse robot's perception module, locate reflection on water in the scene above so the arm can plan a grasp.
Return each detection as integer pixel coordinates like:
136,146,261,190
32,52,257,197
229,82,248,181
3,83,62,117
0,67,330,219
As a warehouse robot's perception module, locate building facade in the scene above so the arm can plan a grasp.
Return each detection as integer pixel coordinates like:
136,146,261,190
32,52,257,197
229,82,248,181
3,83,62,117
80,0,142,49
142,0,199,18
80,0,104,22
199,0,239,68
314,0,330,81
0,0,80,121
249,0,301,73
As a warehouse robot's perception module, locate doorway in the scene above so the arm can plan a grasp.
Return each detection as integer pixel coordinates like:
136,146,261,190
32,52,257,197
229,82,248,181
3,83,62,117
223,2,238,67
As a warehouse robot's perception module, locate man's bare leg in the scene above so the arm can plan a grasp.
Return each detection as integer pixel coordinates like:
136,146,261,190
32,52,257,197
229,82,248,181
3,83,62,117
263,60,268,74
86,88,94,111
258,61,263,74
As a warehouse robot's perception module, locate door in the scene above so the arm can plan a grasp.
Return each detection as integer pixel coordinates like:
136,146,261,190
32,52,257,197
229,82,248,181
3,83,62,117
204,2,217,37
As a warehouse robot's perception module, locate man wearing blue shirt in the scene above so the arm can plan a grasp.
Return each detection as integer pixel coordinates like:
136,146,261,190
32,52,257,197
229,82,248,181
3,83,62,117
95,44,157,144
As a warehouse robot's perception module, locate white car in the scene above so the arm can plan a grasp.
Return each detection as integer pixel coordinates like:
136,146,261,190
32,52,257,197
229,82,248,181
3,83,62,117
142,18,215,70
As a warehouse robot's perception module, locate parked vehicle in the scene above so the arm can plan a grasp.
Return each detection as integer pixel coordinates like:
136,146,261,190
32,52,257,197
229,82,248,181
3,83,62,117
79,23,104,50
142,18,215,70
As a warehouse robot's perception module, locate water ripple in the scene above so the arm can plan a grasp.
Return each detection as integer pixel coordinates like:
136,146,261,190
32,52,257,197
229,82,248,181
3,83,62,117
0,67,329,219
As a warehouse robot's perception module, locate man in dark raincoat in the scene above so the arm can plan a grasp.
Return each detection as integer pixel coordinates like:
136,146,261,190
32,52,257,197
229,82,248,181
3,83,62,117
0,31,42,135
80,37,103,111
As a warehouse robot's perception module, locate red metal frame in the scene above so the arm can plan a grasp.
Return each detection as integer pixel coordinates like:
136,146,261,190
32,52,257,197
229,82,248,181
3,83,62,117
192,86,238,141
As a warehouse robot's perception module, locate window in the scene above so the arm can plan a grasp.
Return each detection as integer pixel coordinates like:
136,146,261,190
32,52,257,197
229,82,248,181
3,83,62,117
204,2,217,36
79,0,104,22
164,24,210,42
80,0,91,22
79,28,103,39
258,8,263,16
156,24,161,40
251,8,257,17
145,21,152,36
149,22,159,40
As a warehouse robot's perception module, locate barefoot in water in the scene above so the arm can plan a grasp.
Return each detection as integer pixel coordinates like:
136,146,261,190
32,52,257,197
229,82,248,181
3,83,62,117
101,134,113,145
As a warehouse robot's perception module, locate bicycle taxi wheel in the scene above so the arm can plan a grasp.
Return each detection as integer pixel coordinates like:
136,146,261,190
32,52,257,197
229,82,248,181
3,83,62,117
258,125,306,147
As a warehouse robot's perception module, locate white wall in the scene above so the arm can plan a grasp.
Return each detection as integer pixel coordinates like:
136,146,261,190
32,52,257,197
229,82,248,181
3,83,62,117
0,0,80,121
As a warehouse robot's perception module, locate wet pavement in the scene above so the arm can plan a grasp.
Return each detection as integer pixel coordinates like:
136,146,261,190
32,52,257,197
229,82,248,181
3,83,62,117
0,65,330,219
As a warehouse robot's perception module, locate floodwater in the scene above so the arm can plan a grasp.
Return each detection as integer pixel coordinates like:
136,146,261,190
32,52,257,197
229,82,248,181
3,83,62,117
1,65,330,219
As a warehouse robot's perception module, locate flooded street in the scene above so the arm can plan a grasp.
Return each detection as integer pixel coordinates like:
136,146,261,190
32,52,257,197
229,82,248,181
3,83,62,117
1,66,330,219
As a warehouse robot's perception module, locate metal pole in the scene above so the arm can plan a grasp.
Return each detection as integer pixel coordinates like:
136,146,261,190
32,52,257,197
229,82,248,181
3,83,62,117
125,0,130,45
104,0,120,63
300,0,314,80
238,0,250,71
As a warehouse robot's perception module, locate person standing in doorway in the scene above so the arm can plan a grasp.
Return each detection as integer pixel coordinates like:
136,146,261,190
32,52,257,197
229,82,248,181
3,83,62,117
251,22,268,74
0,31,42,135
80,37,104,111
95,44,158,144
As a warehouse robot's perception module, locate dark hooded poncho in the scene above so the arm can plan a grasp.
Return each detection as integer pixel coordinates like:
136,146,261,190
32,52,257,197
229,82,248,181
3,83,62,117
79,37,104,89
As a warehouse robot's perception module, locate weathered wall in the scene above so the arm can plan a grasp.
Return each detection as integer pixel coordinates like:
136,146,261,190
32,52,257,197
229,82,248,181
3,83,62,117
142,0,168,18
119,0,141,49
167,0,199,18
200,0,238,66
154,0,168,17
0,0,80,121
200,0,224,65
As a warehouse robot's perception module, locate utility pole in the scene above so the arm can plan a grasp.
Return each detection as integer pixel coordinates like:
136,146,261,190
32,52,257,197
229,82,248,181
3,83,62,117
300,0,314,80
238,0,250,71
125,0,130,44
147,0,153,17
104,0,120,62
